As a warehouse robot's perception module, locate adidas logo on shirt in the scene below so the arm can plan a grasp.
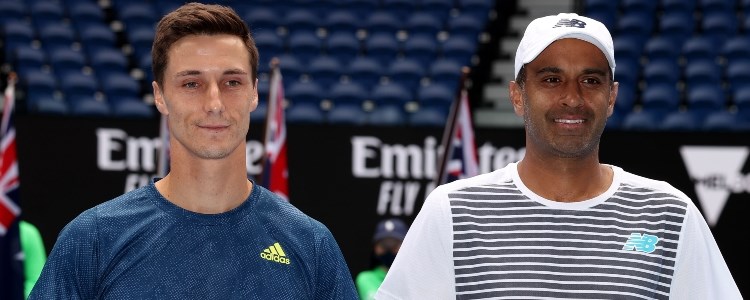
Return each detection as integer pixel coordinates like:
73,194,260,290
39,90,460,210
260,242,291,265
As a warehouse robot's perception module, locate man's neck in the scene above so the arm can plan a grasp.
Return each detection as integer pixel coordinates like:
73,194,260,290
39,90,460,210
516,153,613,203
155,152,252,214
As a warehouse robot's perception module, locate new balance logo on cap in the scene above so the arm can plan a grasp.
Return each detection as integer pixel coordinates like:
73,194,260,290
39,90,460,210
260,242,291,265
622,233,659,253
553,18,586,29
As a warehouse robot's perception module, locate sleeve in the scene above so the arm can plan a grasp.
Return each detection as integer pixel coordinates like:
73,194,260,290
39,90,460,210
375,186,455,300
313,224,359,300
28,210,99,300
669,201,743,300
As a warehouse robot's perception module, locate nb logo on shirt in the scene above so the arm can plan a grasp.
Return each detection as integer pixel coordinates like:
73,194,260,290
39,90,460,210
622,233,659,253
553,18,586,29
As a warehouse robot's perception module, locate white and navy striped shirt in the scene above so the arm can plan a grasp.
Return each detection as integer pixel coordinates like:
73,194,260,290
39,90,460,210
377,163,741,300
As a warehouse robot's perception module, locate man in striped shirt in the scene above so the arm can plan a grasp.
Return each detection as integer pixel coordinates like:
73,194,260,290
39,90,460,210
376,13,742,300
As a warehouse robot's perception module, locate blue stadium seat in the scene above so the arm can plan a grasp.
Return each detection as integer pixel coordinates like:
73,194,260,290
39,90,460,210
3,21,35,58
30,1,64,30
686,84,725,122
329,81,368,107
621,110,659,131
286,32,323,64
284,9,320,35
365,33,400,66
0,2,26,27
457,0,494,21
699,0,735,16
419,0,454,21
327,103,369,125
613,58,639,89
584,0,618,16
31,97,69,115
701,11,737,45
418,83,454,111
118,3,157,32
734,86,750,113
640,83,681,117
642,60,680,87
324,10,360,36
682,36,718,64
721,36,750,65
644,36,680,63
702,110,742,131
622,0,659,14
244,7,279,33
308,55,343,89
79,24,118,57
661,0,697,15
369,105,408,126
370,82,412,110
586,10,616,32
658,11,694,46
325,32,361,65
409,105,448,127
616,11,654,45
364,11,402,36
448,13,484,40
69,96,111,117
342,0,379,20
276,54,306,84
127,26,156,62
613,35,644,67
382,0,416,20
112,98,155,118
406,12,443,39
429,58,462,92
254,30,285,63
684,60,722,88
726,61,750,93
60,72,99,103
23,71,58,108
69,1,105,31
660,111,700,131
285,80,325,106
286,102,326,124
614,82,637,113
49,48,87,79
39,23,76,53
347,56,384,88
387,58,425,91
101,73,141,102
91,49,130,81
403,35,439,69
13,46,46,78
440,35,476,66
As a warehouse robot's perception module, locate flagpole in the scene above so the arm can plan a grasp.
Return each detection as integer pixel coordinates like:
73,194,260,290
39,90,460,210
1,72,17,140
258,57,279,188
434,66,471,187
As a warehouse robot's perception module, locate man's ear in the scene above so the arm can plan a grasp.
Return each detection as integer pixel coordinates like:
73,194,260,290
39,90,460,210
152,81,169,115
509,81,525,117
250,78,258,112
607,82,619,117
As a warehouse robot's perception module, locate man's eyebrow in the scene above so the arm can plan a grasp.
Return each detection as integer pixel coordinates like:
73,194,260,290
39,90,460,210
174,70,201,77
582,68,607,76
173,69,249,77
224,68,249,75
535,66,562,75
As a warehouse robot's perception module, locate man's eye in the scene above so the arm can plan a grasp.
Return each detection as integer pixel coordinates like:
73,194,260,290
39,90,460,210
583,78,601,84
226,80,241,87
184,82,199,88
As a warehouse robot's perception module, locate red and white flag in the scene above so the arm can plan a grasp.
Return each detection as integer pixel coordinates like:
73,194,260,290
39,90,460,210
435,86,479,185
262,64,289,200
0,74,20,236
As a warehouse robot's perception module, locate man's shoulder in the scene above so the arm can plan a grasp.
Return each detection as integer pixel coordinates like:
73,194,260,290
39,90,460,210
614,165,692,202
253,185,330,237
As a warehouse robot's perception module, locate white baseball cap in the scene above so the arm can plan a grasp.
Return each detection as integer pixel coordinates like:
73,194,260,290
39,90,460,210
514,13,616,80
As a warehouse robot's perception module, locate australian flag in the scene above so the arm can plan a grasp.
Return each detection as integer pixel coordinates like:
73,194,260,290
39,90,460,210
262,63,289,200
0,73,25,300
436,88,479,185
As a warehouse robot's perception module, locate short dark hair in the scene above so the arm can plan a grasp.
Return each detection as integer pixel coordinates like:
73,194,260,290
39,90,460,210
152,2,259,87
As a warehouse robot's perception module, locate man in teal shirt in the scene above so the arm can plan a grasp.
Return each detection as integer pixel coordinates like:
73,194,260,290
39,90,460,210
356,218,408,300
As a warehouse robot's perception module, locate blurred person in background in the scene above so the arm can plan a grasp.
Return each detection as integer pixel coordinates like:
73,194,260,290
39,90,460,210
356,218,408,300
